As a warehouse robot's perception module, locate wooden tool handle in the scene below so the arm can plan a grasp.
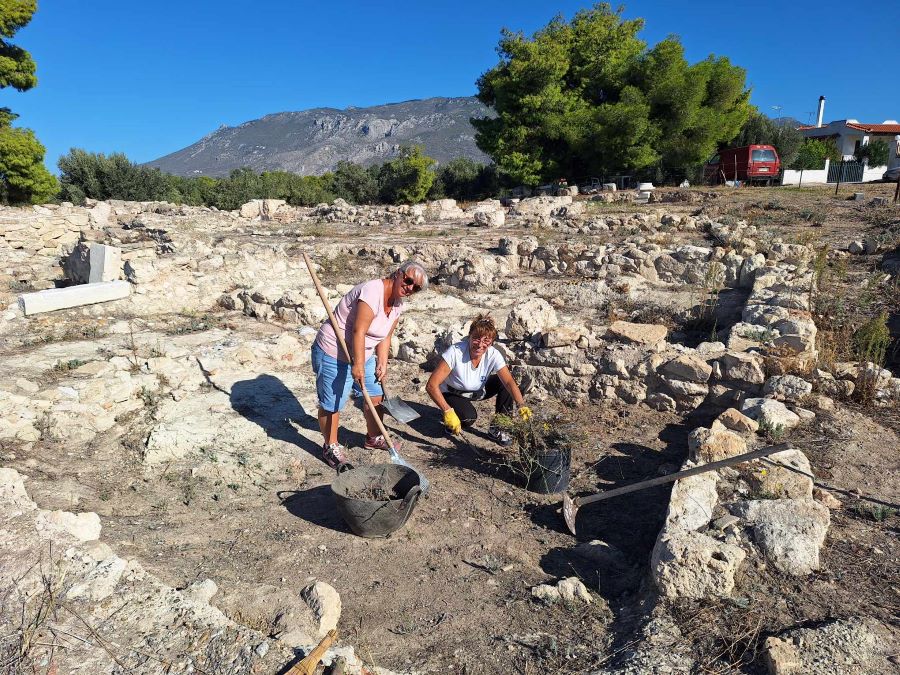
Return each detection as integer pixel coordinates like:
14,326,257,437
302,253,395,446
288,629,338,675
575,442,791,508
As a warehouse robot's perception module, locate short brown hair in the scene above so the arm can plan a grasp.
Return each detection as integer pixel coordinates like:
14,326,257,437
468,314,498,342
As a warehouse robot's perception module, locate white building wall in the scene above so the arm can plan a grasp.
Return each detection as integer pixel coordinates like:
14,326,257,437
782,169,828,185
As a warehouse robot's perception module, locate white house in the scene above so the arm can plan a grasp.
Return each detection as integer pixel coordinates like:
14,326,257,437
782,95,900,185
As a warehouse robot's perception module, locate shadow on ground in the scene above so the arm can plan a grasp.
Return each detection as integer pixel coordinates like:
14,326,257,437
530,405,724,668
278,485,350,534
230,374,322,461
387,400,526,488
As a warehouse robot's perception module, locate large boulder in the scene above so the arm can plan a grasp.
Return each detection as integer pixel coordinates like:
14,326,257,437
425,198,466,220
748,448,814,499
505,298,559,339
470,200,506,227
651,530,746,600
660,354,712,383
741,397,801,432
510,195,573,217
730,498,830,575
664,466,718,531
716,407,760,434
606,321,668,347
688,426,747,463
763,375,813,402
720,352,766,385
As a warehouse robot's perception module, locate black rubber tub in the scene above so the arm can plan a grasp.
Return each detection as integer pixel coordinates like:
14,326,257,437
331,463,422,537
525,449,571,494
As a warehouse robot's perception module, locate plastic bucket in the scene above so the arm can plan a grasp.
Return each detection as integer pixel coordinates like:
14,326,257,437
331,463,422,538
525,449,571,494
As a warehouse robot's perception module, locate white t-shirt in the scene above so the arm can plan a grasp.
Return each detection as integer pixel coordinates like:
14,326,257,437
439,340,507,393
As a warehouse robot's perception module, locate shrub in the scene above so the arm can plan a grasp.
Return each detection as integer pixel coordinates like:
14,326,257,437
376,145,436,204
431,158,500,202
492,412,578,483
854,140,890,167
331,160,378,204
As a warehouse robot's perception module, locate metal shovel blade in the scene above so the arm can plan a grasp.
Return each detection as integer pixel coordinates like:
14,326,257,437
387,444,430,495
380,384,420,424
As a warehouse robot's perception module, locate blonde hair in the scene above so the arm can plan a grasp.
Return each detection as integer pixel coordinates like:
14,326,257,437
468,314,498,342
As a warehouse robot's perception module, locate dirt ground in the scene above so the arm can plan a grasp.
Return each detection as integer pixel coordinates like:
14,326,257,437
2,182,899,673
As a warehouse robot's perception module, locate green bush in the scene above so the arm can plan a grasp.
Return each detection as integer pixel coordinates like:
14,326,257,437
331,161,378,204
854,140,890,167
431,158,500,201
57,149,173,203
376,145,436,204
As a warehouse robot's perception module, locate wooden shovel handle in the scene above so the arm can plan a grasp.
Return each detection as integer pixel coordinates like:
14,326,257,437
302,253,395,446
287,629,338,675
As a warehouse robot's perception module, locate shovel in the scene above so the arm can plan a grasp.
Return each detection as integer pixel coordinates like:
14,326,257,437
379,381,420,424
562,442,790,536
302,253,430,495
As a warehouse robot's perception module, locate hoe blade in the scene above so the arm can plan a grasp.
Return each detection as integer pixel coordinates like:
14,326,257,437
562,494,578,536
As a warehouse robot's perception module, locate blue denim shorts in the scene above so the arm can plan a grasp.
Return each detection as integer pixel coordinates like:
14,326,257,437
311,342,383,413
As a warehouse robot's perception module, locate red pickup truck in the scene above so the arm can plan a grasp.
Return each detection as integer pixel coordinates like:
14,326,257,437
704,145,781,185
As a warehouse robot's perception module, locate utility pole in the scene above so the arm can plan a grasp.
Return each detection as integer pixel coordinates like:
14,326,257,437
834,159,845,196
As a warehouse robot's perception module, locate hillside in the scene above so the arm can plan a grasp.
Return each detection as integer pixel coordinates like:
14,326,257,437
146,96,492,177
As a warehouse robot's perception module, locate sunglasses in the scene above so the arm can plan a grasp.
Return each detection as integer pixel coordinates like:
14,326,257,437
401,276,422,293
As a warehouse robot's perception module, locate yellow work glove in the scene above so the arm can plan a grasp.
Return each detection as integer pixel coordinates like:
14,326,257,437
518,406,533,421
443,408,462,435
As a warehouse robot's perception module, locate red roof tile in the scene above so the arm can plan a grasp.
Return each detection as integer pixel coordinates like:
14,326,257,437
799,122,900,134
846,122,900,134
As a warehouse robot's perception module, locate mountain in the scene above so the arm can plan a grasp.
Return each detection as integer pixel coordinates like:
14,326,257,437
146,97,493,177
771,116,803,129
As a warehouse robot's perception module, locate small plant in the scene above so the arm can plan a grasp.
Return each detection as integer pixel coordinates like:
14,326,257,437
812,244,829,291
52,359,87,372
737,326,777,345
8,279,35,292
850,501,897,522
166,311,224,336
854,313,891,403
139,386,160,412
492,412,578,484
758,419,786,442
681,262,725,339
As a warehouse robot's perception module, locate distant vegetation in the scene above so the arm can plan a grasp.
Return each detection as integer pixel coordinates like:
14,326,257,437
55,145,502,208
0,1,58,205
473,2,752,185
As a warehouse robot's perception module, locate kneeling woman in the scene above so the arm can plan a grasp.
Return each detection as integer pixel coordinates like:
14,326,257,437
426,315,531,445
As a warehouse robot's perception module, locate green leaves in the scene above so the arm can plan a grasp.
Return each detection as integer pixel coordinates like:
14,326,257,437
1,0,52,204
376,145,436,204
855,140,890,167
791,139,840,170
474,2,751,184
0,125,57,204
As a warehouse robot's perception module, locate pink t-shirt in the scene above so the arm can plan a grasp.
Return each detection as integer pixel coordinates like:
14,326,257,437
315,279,404,361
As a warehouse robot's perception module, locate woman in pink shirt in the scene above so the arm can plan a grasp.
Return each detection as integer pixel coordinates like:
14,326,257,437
311,261,428,468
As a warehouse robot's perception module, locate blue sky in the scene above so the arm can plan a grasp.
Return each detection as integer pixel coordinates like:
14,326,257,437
7,1,899,171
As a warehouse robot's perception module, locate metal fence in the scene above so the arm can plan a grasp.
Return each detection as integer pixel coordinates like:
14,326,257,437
827,160,864,184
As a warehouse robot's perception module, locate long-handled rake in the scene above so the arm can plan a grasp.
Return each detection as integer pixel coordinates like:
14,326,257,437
303,252,430,495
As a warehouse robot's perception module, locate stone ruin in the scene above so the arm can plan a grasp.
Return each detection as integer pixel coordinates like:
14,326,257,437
1,193,897,673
